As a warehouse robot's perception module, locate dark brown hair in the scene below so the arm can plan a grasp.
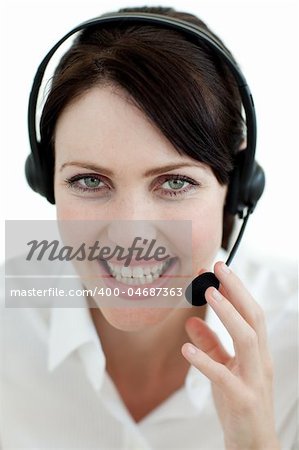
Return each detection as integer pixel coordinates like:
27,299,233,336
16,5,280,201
41,6,244,249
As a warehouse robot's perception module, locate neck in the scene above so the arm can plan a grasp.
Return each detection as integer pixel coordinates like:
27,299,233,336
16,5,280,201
90,304,207,383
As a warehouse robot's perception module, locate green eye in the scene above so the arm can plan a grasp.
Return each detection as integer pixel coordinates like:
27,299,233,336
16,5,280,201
158,175,200,198
166,179,186,190
82,177,101,188
66,173,108,194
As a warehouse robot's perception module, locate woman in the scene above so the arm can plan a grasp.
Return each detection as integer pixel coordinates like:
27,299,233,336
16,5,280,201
1,6,297,450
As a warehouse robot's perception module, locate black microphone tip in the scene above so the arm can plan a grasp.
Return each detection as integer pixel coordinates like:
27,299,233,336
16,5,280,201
185,272,220,306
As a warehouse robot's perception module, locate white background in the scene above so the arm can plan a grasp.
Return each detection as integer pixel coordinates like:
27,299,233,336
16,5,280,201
1,0,298,264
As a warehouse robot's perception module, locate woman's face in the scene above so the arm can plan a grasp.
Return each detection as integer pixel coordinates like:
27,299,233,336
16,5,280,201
54,85,227,330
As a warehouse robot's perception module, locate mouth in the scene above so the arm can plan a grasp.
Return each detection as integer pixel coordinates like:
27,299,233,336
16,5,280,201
99,257,177,286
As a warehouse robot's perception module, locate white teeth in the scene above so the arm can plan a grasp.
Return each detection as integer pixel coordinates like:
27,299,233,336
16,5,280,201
145,274,153,283
121,266,131,278
132,267,144,278
143,266,152,276
105,258,173,285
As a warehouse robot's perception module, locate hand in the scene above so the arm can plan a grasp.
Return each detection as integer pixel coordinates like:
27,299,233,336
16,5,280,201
181,262,280,450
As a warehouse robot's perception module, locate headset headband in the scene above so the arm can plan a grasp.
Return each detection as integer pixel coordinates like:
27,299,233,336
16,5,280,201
27,12,259,214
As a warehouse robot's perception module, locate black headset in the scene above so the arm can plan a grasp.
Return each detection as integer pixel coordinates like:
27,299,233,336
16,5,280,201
25,12,266,306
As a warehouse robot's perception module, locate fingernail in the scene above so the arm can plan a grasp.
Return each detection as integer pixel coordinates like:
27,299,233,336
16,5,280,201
212,288,222,302
221,262,230,274
187,344,197,355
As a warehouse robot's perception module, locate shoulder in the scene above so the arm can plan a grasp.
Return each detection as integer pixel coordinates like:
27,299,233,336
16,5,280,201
229,248,297,366
230,248,297,381
230,248,297,313
0,254,55,323
230,249,298,446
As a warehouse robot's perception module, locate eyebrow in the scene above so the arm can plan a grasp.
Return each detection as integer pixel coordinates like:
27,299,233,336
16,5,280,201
59,161,208,177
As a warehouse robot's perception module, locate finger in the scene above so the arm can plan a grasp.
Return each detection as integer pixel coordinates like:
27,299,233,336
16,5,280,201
181,342,243,396
185,316,232,365
205,286,263,385
214,262,272,364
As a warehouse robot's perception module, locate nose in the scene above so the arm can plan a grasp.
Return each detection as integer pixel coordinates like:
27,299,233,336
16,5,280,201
107,219,157,250
109,189,157,220
104,191,160,250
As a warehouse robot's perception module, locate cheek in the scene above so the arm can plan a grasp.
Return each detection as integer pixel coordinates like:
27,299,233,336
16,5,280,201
54,171,94,221
54,176,71,220
191,191,226,270
55,199,83,220
54,187,93,220
54,183,76,220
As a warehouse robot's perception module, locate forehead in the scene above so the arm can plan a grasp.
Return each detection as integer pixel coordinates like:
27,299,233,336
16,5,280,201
54,85,213,177
55,85,175,157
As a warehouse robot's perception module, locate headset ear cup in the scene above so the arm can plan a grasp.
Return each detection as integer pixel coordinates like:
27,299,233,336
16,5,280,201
25,154,40,194
246,161,265,209
225,157,266,216
25,151,55,204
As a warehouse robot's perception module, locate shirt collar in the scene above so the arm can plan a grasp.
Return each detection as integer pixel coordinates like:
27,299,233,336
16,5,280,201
48,298,105,389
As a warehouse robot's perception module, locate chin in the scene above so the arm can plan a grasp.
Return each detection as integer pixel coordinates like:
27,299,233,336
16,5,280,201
99,306,175,332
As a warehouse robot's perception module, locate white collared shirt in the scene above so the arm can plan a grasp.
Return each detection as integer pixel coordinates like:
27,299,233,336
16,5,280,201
0,248,298,449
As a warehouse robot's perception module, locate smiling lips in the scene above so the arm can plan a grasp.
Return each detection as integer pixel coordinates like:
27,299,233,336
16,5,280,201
100,257,176,286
